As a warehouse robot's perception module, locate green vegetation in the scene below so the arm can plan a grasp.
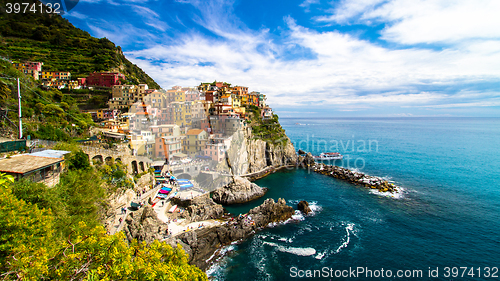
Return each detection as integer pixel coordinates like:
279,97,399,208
0,0,159,89
60,88,112,110
246,105,288,145
98,158,134,191
0,60,94,140
0,147,207,280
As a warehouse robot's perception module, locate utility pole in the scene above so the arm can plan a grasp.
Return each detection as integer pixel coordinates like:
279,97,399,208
17,78,22,139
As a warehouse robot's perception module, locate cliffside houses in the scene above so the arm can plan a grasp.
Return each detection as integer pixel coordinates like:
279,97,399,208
94,81,271,164
11,60,135,91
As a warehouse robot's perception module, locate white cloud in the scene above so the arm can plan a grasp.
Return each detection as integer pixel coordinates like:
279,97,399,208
315,0,384,24
70,0,499,115
316,0,500,45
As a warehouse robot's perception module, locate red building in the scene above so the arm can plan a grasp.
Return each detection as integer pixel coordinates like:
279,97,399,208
86,72,125,88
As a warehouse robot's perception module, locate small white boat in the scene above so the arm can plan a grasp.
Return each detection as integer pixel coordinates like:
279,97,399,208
313,152,343,160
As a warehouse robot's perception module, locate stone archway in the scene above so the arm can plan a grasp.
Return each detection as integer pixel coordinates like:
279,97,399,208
139,161,145,172
177,173,192,180
131,160,138,174
105,156,113,164
115,157,122,163
92,155,103,164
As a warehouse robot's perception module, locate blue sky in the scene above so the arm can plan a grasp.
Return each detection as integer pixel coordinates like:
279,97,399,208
63,0,500,117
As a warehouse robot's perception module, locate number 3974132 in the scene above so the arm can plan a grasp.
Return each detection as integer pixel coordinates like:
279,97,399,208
5,2,61,14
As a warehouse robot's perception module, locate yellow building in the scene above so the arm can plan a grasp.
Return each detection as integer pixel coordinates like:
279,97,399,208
231,94,242,107
175,90,186,102
183,129,208,157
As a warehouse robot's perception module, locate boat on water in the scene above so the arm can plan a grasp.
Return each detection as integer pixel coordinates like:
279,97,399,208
313,152,343,160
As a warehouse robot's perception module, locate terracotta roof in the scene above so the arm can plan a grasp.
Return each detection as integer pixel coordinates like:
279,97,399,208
0,155,63,174
186,129,204,135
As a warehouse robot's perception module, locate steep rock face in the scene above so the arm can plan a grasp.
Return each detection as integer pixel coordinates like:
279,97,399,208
223,128,298,176
168,198,294,270
123,206,168,244
212,176,267,205
171,194,225,223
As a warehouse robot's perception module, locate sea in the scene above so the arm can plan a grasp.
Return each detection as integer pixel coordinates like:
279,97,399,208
207,117,500,280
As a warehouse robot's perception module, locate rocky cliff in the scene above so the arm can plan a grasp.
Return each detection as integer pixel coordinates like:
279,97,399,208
223,128,298,176
167,198,294,270
212,176,267,204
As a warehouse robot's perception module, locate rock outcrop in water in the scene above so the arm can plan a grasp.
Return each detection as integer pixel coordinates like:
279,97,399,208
166,198,294,270
212,176,267,205
298,200,312,214
313,163,398,193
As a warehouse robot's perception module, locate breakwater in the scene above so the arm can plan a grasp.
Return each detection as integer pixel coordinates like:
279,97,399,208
312,163,398,193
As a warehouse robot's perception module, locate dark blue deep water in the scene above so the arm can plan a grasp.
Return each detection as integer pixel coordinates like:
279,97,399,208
208,118,500,280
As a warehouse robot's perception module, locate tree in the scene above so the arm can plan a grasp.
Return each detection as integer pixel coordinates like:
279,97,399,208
0,172,207,280
68,150,91,170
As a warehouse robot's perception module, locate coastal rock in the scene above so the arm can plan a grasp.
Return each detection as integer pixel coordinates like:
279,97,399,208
298,152,316,167
171,194,225,223
298,149,306,155
313,163,398,193
225,128,298,176
298,200,312,214
168,198,294,270
212,176,267,205
123,206,169,244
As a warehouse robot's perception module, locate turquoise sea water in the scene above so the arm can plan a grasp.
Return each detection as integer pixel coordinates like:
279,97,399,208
209,118,500,280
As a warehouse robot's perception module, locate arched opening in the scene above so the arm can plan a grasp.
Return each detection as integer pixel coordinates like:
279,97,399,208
92,155,103,165
177,173,192,180
131,161,138,174
105,156,113,164
139,161,145,172
115,157,122,163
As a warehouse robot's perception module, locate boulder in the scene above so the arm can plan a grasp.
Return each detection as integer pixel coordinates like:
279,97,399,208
212,176,267,205
298,149,306,155
178,194,225,222
123,206,168,244
297,200,312,214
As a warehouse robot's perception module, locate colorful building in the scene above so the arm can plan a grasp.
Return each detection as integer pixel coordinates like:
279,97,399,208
86,72,125,88
183,129,208,157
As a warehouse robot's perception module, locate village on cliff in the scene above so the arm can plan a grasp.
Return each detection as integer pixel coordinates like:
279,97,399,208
10,61,274,164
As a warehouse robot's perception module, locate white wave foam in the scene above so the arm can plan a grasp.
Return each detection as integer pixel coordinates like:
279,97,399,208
263,241,316,256
206,245,235,263
206,263,222,277
369,186,406,199
334,223,354,254
307,201,322,215
315,251,326,260
291,210,305,221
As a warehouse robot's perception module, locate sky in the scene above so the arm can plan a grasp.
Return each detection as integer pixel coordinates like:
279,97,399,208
62,0,500,117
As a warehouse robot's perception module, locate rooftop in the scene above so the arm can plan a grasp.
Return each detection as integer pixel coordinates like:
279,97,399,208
29,149,71,159
186,129,204,135
0,155,64,174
